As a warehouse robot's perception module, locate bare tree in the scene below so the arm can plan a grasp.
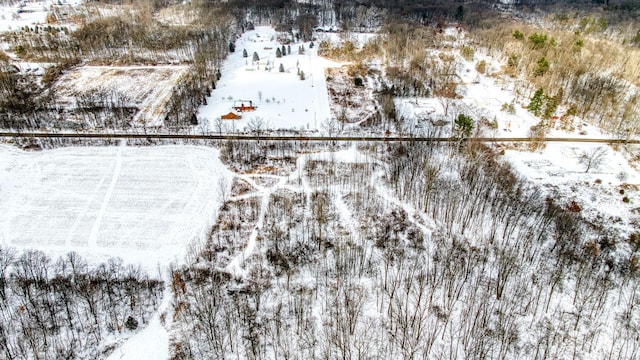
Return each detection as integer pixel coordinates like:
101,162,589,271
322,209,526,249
247,116,268,134
321,117,339,136
578,146,608,173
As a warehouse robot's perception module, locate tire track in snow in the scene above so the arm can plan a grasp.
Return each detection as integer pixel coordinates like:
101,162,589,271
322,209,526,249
88,142,125,248
371,169,436,244
65,171,109,249
333,192,359,240
226,174,289,277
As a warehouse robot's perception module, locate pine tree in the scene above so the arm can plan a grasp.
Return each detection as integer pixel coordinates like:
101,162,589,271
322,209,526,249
543,94,559,120
252,51,260,62
454,114,474,138
455,5,465,22
279,63,285,72
528,88,545,117
276,47,282,58
513,30,524,40
242,49,248,57
533,56,550,77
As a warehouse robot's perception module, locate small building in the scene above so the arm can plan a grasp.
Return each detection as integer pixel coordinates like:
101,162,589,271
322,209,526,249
233,100,257,112
221,112,242,120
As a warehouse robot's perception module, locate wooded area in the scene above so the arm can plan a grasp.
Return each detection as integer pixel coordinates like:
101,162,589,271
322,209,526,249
0,248,163,359
169,139,640,359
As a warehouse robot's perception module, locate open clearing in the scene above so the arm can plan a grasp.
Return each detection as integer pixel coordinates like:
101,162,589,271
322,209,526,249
53,65,189,127
199,26,335,132
0,144,232,271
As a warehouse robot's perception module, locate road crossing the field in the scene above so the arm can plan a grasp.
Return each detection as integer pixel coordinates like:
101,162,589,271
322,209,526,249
1,132,638,144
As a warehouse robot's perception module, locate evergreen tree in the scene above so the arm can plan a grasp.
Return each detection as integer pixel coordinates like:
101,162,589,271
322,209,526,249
533,57,550,77
455,5,465,22
528,32,548,49
279,63,284,72
528,88,545,117
454,114,474,138
543,91,562,120
242,49,248,57
513,30,524,40
276,47,282,58
309,41,314,48
252,51,260,62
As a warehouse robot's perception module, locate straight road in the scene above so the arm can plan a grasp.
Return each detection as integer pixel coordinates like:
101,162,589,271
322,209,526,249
0,131,638,144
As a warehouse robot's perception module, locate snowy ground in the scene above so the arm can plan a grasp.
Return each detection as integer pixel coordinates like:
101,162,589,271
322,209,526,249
504,142,640,240
2,18,639,358
198,26,338,132
0,143,232,272
53,65,190,126
397,56,612,140
0,0,82,33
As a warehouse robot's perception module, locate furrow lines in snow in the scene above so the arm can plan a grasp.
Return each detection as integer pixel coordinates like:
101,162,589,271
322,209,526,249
88,141,125,248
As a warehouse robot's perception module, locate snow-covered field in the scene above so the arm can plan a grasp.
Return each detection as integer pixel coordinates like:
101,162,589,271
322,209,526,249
0,144,232,272
199,26,337,132
53,65,190,126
